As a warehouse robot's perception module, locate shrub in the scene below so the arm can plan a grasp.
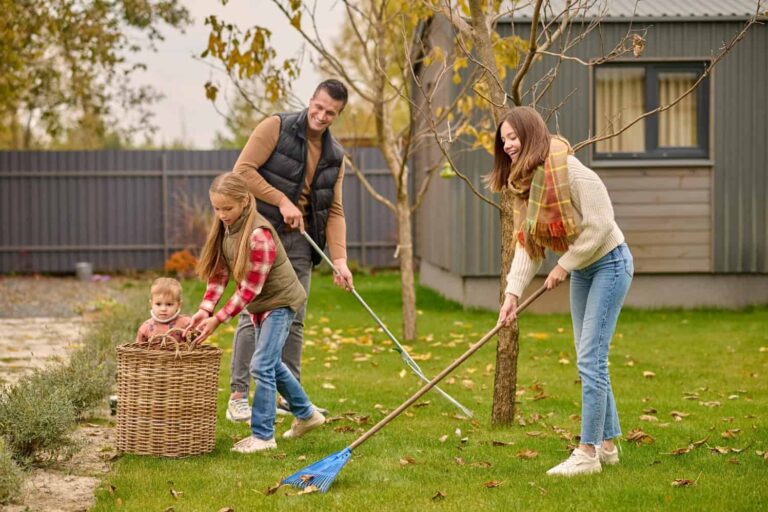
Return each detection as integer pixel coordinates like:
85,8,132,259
0,440,22,505
0,379,77,465
37,352,111,418
164,249,198,279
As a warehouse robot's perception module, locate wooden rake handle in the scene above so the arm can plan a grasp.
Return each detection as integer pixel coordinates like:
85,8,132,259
349,284,548,450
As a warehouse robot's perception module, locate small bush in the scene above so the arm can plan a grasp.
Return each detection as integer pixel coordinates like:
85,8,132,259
0,440,22,505
164,249,198,279
37,352,111,418
0,379,77,465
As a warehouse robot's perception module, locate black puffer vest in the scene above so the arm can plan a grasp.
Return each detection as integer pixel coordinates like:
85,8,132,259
256,109,344,265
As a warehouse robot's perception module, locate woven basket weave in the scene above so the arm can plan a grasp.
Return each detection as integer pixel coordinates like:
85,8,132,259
116,341,222,457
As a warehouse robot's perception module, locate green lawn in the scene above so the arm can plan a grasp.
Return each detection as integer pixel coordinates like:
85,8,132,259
94,272,767,511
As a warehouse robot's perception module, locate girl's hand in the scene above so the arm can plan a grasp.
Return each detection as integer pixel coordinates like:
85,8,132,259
544,264,569,290
498,293,519,326
185,309,210,336
194,317,221,344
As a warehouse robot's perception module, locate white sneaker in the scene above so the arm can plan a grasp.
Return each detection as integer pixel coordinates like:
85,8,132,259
231,435,276,453
546,448,602,476
282,409,325,439
226,398,251,423
597,445,619,465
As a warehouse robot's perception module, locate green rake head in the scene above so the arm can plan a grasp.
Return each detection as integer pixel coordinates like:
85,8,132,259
282,447,352,493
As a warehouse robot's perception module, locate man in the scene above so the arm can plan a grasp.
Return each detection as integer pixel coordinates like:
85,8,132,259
225,79,353,422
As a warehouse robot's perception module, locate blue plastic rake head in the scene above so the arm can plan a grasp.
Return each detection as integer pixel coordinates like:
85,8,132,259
282,447,352,493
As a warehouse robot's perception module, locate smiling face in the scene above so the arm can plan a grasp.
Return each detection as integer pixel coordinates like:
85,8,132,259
500,121,522,164
150,294,180,321
307,89,345,132
209,192,247,227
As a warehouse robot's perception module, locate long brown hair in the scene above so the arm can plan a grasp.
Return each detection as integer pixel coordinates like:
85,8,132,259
485,107,551,193
196,173,258,282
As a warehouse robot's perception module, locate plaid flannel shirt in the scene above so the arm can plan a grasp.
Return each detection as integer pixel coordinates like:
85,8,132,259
199,227,276,325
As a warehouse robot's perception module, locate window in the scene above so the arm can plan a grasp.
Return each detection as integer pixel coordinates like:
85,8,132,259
593,62,709,159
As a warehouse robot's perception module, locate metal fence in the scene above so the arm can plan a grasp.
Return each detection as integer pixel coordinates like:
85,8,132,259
0,148,400,273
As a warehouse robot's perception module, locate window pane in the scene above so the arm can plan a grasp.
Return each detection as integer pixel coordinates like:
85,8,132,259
595,67,645,153
658,72,698,147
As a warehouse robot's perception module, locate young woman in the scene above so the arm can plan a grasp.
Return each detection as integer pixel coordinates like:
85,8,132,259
491,107,633,476
187,172,325,452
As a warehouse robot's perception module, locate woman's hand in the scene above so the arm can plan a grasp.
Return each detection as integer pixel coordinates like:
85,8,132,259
544,264,569,290
185,309,210,336
194,317,221,344
498,293,519,326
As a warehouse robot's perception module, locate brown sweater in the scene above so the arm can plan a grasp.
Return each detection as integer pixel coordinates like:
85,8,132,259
232,115,347,261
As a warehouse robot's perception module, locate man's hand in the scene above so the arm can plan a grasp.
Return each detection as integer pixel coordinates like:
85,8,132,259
497,293,519,326
544,264,569,290
332,258,354,291
185,309,210,336
194,316,221,344
278,196,304,231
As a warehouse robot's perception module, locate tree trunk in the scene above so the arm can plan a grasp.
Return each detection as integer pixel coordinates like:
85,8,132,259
396,196,417,341
491,190,520,424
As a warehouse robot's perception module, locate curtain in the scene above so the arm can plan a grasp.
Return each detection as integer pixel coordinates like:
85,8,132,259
595,67,646,153
659,72,698,147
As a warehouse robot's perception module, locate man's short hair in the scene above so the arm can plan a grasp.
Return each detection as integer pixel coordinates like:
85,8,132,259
314,79,348,108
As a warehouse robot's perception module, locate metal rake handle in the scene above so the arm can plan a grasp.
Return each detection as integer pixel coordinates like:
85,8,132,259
300,231,473,417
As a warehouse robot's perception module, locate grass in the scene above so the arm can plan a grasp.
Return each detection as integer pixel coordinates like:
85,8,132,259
93,272,767,511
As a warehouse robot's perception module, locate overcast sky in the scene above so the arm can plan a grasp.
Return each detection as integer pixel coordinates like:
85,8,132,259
135,1,344,148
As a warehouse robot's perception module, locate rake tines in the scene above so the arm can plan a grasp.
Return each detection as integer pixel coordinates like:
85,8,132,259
282,447,352,493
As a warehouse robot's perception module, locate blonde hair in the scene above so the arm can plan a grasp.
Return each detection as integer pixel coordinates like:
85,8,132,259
196,172,258,282
485,106,552,192
150,277,182,302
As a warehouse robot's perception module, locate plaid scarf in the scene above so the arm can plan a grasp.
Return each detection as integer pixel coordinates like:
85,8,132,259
510,137,580,260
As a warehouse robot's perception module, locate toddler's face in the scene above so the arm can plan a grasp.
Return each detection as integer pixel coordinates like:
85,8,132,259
151,294,180,321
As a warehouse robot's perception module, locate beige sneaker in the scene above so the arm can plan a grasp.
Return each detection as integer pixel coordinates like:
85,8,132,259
226,398,251,423
597,445,619,465
282,409,325,439
546,448,602,476
231,435,276,453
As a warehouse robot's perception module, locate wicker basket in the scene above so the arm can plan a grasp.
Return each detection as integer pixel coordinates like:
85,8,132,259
116,340,223,457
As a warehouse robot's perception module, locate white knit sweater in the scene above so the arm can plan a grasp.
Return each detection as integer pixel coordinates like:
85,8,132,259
504,155,625,298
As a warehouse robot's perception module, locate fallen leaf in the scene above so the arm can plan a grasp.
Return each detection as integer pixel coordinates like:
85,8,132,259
398,369,407,378
431,490,446,501
711,446,731,455
492,440,514,447
297,455,307,461
640,415,659,422
626,428,655,444
671,479,695,487
670,411,690,421
400,456,416,466
334,425,354,433
516,449,539,460
691,437,709,448
643,371,656,379
558,358,570,365
217,508,235,512
170,489,183,499
297,485,320,495
414,401,431,408
462,379,475,389
483,480,503,488
439,434,448,443
699,401,721,408
470,460,492,468
667,445,693,456
526,431,544,437
721,429,741,439
454,457,465,466
299,475,315,484
107,484,117,496
643,407,658,414
265,482,284,495
321,382,336,390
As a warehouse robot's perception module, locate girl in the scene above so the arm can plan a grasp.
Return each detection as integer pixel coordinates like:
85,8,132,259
187,172,325,453
492,107,633,476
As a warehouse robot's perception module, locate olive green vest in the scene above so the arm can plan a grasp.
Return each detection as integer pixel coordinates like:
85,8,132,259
222,208,306,314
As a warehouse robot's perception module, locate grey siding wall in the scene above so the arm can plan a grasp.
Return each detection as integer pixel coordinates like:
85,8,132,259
0,148,400,273
417,18,768,276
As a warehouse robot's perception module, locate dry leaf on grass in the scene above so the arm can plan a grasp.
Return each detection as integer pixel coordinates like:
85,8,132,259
297,485,321,495
721,428,741,439
321,382,336,390
400,456,417,466
643,407,658,414
265,481,284,495
526,431,544,437
492,440,514,447
640,415,659,422
670,411,690,421
439,434,448,443
516,449,539,460
454,457,465,466
431,490,447,501
642,371,656,379
217,508,235,512
170,489,183,499
470,460,492,468
626,428,655,444
483,480,504,488
671,479,696,487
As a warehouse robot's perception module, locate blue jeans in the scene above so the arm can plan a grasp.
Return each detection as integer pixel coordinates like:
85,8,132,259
249,307,314,440
570,243,633,446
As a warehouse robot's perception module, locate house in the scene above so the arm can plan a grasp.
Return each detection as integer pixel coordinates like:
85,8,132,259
415,1,768,312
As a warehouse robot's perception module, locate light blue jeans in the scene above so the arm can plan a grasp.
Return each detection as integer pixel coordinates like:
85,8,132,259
570,243,633,446
249,307,314,440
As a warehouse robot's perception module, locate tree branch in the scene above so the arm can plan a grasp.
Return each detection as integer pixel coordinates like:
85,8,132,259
345,154,396,211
